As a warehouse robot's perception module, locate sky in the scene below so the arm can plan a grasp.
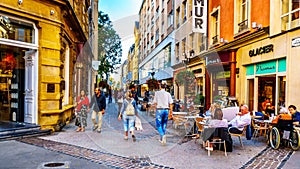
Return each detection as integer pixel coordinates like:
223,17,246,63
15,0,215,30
98,0,143,82
98,0,143,81
99,0,143,62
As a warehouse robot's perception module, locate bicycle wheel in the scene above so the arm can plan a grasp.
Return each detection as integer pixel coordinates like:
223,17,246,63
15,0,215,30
289,129,300,151
269,127,280,149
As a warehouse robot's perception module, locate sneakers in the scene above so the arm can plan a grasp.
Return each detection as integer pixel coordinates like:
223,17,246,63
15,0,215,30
92,125,98,131
97,130,101,133
132,135,136,142
159,135,166,145
162,135,167,144
124,136,128,140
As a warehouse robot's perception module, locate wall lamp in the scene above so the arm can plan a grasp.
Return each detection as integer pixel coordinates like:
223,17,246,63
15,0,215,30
252,22,262,30
182,50,194,64
220,38,228,44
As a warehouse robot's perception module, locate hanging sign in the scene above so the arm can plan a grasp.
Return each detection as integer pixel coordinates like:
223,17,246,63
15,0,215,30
192,0,207,34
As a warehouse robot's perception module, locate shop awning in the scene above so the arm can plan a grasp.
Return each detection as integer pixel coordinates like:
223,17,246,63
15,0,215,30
139,67,173,85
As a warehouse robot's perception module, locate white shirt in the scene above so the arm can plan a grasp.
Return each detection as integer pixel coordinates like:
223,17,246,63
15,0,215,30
229,112,251,131
153,89,173,109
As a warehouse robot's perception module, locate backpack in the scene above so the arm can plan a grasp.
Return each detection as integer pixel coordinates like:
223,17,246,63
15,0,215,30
125,99,135,116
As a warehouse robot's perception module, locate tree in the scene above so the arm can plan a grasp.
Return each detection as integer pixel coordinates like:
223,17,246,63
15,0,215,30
98,11,122,79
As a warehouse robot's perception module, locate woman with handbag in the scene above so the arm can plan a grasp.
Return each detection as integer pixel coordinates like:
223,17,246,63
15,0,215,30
75,90,90,132
118,91,138,141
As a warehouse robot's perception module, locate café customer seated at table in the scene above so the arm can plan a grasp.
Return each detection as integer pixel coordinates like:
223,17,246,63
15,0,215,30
228,105,251,134
202,108,232,152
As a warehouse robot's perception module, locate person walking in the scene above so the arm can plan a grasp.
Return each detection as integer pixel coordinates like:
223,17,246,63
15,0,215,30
91,88,106,133
153,83,173,145
75,90,90,132
118,91,138,141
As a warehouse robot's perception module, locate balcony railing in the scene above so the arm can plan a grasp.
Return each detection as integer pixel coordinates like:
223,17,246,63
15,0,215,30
212,35,218,44
238,20,248,32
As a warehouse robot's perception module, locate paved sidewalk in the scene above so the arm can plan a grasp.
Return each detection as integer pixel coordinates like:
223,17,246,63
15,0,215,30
37,101,269,169
1,100,299,169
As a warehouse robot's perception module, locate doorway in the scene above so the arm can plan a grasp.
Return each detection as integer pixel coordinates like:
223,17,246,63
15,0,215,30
258,76,276,111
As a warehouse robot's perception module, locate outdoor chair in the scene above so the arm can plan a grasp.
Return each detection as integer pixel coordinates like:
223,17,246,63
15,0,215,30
252,119,268,138
172,115,188,129
229,125,247,147
205,127,228,156
194,117,204,143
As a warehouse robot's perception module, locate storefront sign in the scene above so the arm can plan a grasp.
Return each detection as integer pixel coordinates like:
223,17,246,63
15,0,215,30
192,0,207,34
249,44,273,57
292,37,300,47
216,71,230,79
205,57,220,65
256,60,276,74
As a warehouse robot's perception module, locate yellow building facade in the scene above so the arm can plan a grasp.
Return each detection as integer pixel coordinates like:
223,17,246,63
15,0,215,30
0,0,89,131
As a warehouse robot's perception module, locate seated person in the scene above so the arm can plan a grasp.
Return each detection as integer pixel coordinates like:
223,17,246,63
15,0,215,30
228,105,251,134
288,105,300,126
202,108,232,152
205,103,218,117
261,98,275,120
272,107,293,139
271,107,292,124
207,108,228,128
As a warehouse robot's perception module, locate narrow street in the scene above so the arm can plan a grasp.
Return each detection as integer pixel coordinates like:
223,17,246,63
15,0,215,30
0,100,298,169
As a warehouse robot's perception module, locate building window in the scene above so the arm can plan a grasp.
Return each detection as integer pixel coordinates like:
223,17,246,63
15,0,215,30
189,33,194,50
176,43,180,63
167,11,173,28
155,29,159,42
156,7,160,20
162,21,165,34
182,38,186,59
237,0,249,32
151,36,154,46
198,33,206,52
176,7,181,28
210,8,220,45
281,0,300,31
162,0,165,9
0,15,35,43
182,1,187,23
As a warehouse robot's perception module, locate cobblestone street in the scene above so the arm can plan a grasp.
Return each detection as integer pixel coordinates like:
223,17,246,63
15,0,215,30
4,101,299,169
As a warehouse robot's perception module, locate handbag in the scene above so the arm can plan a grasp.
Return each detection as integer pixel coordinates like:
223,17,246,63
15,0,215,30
75,116,80,126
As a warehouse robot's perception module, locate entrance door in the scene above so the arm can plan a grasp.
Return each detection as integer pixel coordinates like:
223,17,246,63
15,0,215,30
24,50,36,123
248,79,254,112
258,76,276,111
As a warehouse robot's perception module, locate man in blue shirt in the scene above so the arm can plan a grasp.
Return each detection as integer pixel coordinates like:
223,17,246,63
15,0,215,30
288,105,300,125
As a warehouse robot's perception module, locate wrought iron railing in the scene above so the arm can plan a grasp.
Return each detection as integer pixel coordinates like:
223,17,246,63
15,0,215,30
238,20,248,32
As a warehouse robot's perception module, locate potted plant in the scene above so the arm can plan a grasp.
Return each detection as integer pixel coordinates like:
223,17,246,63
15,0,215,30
194,94,205,106
146,78,159,91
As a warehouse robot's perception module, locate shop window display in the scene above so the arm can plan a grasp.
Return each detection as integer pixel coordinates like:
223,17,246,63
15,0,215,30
0,49,25,121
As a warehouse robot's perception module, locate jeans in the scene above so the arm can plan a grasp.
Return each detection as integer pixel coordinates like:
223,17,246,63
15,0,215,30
156,109,169,139
122,114,136,132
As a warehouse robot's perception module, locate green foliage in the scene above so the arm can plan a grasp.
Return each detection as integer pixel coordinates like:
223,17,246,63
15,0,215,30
194,94,205,105
98,11,122,79
146,78,159,91
175,70,195,86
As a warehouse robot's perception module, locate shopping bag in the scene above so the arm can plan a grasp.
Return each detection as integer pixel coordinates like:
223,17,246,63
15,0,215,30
135,116,143,130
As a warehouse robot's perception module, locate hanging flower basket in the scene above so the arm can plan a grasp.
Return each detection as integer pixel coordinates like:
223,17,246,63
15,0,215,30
146,78,159,90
